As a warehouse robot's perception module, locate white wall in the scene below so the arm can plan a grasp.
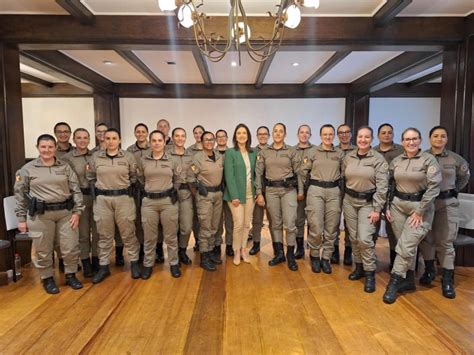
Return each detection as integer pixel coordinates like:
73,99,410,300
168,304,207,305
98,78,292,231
120,98,346,148
22,98,95,158
369,98,440,150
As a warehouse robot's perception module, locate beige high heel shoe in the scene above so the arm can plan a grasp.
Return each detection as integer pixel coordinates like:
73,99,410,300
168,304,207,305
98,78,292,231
241,248,250,263
233,249,241,266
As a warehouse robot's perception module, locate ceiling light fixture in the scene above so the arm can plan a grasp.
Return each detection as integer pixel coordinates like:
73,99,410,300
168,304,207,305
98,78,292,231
292,62,299,67
102,60,114,65
158,0,319,64
231,61,238,67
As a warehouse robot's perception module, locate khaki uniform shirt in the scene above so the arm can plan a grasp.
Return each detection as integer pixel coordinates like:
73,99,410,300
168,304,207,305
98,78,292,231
342,148,389,212
187,151,224,187
168,147,193,185
185,143,203,156
137,153,177,192
126,142,151,161
426,148,470,192
337,143,356,155
14,158,84,222
255,144,301,195
61,149,94,189
374,143,404,164
87,149,137,190
56,143,74,159
390,150,442,215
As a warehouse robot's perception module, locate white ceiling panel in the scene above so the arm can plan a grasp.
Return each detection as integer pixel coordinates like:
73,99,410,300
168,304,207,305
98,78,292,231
264,51,335,84
398,0,474,16
60,50,150,83
207,53,260,84
0,0,67,14
399,64,443,83
133,51,204,84
20,63,65,83
317,51,403,83
83,0,161,15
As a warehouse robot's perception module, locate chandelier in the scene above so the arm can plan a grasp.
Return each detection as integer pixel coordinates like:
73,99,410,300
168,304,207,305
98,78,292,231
158,0,320,64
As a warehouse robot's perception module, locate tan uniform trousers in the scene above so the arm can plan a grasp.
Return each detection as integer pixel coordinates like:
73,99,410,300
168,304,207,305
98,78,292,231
178,189,194,249
133,193,144,245
250,203,274,242
376,217,396,250
419,197,458,269
265,187,297,246
306,185,341,259
141,197,179,267
390,197,435,277
78,195,99,259
215,202,233,246
296,198,307,239
28,210,79,279
94,195,139,266
196,191,223,252
343,195,377,271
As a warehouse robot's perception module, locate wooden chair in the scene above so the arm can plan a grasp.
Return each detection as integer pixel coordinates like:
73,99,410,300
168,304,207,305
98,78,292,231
454,193,474,266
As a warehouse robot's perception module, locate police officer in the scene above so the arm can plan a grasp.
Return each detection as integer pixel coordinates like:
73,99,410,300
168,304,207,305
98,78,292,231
418,126,470,298
62,128,98,277
188,131,225,271
343,126,388,293
138,130,181,279
383,127,441,304
299,124,344,274
374,123,404,267
15,134,84,294
168,127,194,265
294,124,313,259
255,123,300,271
87,128,141,283
157,118,173,146
333,123,356,265
54,122,74,159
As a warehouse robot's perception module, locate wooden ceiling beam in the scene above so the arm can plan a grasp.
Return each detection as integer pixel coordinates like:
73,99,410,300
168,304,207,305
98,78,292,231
370,83,441,97
20,72,54,87
406,69,442,87
55,0,95,25
304,51,351,87
373,0,413,27
116,50,164,87
254,52,276,89
22,82,92,97
192,48,212,88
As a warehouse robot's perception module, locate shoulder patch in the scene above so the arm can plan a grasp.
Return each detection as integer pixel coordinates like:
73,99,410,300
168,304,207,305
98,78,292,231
191,164,196,172
461,164,468,172
16,174,21,182
382,162,388,170
257,155,261,161
428,166,437,174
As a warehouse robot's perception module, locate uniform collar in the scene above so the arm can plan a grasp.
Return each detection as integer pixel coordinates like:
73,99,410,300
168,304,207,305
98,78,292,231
337,143,356,151
57,143,74,153
34,157,63,167
374,143,402,152
169,146,190,156
428,148,448,157
317,144,336,152
145,152,169,161
134,141,150,151
97,149,125,158
269,143,290,151
401,149,422,159
347,147,375,158
295,143,313,151
72,148,91,157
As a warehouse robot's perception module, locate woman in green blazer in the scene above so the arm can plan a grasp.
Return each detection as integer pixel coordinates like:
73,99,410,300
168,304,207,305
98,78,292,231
224,123,257,265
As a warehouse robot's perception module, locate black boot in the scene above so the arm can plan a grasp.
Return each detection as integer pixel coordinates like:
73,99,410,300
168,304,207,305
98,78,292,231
321,258,332,274
389,249,397,270
130,261,141,279
178,248,192,265
200,252,216,271
58,258,65,273
209,246,222,265
226,244,234,257
65,273,83,290
364,271,376,293
268,243,286,266
310,256,321,273
81,258,93,278
91,256,100,273
330,247,340,264
92,265,111,284
398,270,416,293
286,246,298,271
348,263,364,280
42,276,60,294
295,238,305,259
383,273,403,304
249,241,260,255
272,242,278,256
138,244,145,264
170,264,181,278
155,243,165,264
419,260,436,285
115,246,125,266
343,247,353,266
441,268,456,299
141,266,153,280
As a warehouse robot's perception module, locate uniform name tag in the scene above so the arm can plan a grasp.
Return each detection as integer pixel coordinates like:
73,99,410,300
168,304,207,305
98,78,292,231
117,161,127,166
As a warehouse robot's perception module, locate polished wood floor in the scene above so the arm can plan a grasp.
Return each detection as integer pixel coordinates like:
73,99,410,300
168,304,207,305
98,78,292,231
1,231,473,354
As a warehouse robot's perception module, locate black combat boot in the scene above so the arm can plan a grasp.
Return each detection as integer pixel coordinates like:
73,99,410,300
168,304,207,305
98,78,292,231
170,264,181,278
65,273,83,290
295,238,305,259
321,258,332,274
115,246,125,266
286,246,298,271
200,252,216,271
130,261,141,279
268,243,286,266
330,247,340,264
82,258,93,278
91,256,100,273
92,265,111,284
343,247,353,266
226,244,234,257
249,241,260,255
272,242,278,256
441,268,456,299
42,276,60,294
155,243,165,264
141,266,153,280
364,271,376,293
383,273,403,304
389,250,397,270
419,260,436,285
209,246,222,265
310,255,321,273
348,263,364,280
178,248,192,265
397,270,416,293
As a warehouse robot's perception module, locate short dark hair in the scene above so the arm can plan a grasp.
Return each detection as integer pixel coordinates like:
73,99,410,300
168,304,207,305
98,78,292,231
201,131,214,142
193,125,205,133
337,124,351,133
319,124,335,135
216,129,228,137
273,122,287,133
401,127,421,141
54,122,71,132
73,128,90,138
105,128,121,139
232,123,252,152
429,125,448,138
297,124,312,135
37,134,56,146
377,123,394,135
357,126,373,138
95,122,108,129
134,123,149,132
149,130,165,141
257,126,269,135
172,127,186,137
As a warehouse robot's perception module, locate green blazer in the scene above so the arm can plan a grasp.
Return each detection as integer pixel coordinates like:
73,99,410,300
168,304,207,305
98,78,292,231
223,148,257,203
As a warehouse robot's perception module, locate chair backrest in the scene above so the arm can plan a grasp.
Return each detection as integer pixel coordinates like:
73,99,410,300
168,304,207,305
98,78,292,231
458,193,474,230
3,196,18,231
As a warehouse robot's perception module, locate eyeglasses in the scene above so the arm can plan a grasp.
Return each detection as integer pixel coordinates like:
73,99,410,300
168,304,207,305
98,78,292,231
55,130,71,134
257,133,269,136
203,138,215,143
96,130,107,134
403,137,420,143
216,136,227,139
337,130,351,135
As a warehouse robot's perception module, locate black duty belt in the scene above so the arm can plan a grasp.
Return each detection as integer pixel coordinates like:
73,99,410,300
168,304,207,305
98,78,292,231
97,188,130,196
345,187,375,202
144,188,174,199
309,179,340,189
206,185,222,193
394,189,425,202
44,199,74,211
179,183,190,190
437,189,458,200
265,176,297,188
81,187,91,195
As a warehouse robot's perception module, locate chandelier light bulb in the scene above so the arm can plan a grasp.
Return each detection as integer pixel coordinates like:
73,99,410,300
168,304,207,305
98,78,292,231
302,0,319,9
158,0,177,11
283,4,301,29
178,4,194,28
232,22,251,44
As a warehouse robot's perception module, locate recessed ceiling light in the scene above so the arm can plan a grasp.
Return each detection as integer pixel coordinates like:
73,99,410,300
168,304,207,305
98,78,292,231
167,61,176,65
103,60,114,65
231,61,237,67
292,62,300,67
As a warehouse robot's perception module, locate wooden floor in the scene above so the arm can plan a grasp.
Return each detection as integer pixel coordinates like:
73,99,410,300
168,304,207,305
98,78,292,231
1,230,473,354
